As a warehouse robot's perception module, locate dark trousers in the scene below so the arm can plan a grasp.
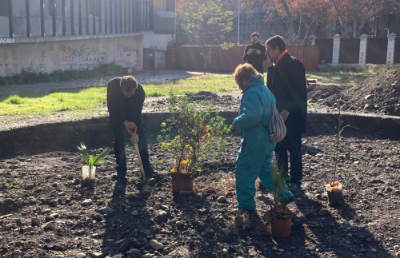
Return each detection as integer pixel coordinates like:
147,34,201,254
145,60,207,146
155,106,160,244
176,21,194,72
274,127,302,184
111,119,152,177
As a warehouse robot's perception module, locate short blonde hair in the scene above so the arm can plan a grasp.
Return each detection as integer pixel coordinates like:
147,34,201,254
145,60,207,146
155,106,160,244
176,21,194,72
233,63,257,91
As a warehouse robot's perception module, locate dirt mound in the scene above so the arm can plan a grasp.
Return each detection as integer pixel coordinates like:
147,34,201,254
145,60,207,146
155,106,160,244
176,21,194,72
307,84,351,103
314,69,400,115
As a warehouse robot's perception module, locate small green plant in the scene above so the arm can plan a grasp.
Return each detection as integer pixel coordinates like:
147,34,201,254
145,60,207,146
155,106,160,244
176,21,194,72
6,95,23,105
158,91,231,175
263,162,293,222
77,143,109,169
4,179,21,189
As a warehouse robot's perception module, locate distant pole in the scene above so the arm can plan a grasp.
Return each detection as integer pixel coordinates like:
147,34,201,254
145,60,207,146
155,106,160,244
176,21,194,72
237,0,240,44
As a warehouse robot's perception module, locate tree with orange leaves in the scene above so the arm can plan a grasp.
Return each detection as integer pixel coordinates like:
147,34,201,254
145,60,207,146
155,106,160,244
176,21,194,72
329,0,397,38
242,0,333,44
243,0,397,42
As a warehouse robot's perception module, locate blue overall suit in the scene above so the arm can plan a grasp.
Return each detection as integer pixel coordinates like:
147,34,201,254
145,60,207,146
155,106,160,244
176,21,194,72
233,75,294,211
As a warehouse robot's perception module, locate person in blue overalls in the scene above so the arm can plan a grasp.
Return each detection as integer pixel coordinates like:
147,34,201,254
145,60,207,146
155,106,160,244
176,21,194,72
232,63,294,226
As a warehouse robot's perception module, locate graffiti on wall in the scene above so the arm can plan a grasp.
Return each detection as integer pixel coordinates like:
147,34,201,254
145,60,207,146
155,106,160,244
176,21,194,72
0,38,15,44
0,37,145,76
51,45,107,66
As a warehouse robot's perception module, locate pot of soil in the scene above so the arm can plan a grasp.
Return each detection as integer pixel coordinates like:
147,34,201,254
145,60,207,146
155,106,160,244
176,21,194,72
81,165,96,188
170,173,194,192
326,182,344,206
266,207,293,238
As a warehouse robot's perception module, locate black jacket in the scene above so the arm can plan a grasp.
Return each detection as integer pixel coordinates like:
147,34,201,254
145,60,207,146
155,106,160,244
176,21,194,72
107,78,145,126
267,53,307,133
243,43,267,73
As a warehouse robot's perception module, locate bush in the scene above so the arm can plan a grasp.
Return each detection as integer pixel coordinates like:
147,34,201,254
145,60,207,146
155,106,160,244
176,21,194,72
6,95,23,105
158,92,231,175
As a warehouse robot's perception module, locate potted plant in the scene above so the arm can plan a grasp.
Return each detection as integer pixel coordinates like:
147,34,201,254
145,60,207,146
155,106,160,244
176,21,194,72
158,92,231,192
262,162,293,238
325,99,352,206
77,143,109,188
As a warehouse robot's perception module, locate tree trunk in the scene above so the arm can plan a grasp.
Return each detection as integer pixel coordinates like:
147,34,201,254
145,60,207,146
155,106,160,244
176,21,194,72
301,20,315,45
330,0,344,35
352,0,360,38
278,0,294,45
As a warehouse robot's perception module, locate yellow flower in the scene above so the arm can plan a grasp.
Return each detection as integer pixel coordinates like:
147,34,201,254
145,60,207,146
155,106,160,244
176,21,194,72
170,167,177,173
180,160,188,165
161,122,166,127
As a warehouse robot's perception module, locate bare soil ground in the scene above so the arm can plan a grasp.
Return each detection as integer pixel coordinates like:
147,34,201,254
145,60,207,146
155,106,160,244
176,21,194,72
1,132,400,258
308,69,400,116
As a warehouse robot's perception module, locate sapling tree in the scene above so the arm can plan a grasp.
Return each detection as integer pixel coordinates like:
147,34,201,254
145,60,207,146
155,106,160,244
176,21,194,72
263,161,293,222
158,92,231,175
328,99,352,188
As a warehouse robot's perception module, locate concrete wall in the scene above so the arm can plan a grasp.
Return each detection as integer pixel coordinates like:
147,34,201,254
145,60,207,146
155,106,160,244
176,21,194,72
0,33,175,76
0,35,144,76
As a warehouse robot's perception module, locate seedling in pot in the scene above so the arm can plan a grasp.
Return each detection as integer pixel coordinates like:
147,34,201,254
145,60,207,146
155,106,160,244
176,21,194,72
262,161,294,238
325,99,355,206
77,143,109,188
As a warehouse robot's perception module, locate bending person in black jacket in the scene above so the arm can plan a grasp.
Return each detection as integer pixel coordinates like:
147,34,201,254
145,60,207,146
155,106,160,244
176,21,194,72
107,75,154,180
243,32,267,74
265,35,307,195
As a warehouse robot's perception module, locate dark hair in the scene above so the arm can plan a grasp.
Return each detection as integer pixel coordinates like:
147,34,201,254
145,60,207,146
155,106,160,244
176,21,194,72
233,63,257,91
120,75,138,91
265,35,286,52
251,32,260,38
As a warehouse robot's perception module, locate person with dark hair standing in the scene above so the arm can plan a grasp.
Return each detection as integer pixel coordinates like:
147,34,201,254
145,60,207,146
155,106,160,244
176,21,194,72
243,32,267,74
107,75,154,181
265,35,307,195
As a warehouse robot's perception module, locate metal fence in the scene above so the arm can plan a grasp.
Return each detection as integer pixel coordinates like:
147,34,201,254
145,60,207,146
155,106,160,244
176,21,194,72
167,45,320,72
339,38,360,64
366,38,388,64
315,39,333,64
395,38,400,64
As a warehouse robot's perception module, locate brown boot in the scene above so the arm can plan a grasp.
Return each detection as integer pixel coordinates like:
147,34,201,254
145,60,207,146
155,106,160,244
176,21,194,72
233,208,250,228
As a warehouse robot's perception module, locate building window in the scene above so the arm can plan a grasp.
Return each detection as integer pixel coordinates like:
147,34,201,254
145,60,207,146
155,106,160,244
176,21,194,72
0,0,9,16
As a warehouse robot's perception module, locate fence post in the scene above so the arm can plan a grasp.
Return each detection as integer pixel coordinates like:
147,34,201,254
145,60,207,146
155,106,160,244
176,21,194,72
332,34,341,64
359,34,368,65
387,33,396,65
309,35,316,46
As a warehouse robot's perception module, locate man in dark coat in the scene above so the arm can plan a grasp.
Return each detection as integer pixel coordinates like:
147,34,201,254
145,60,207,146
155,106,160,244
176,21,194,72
107,75,154,180
243,32,267,74
265,35,307,195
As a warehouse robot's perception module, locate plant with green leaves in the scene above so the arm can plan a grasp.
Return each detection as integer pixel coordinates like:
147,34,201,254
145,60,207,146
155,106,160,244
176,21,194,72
263,161,293,222
158,91,231,175
77,143,109,169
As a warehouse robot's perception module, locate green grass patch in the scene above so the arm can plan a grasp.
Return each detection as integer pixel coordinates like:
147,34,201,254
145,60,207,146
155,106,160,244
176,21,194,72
0,76,237,117
144,76,236,97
